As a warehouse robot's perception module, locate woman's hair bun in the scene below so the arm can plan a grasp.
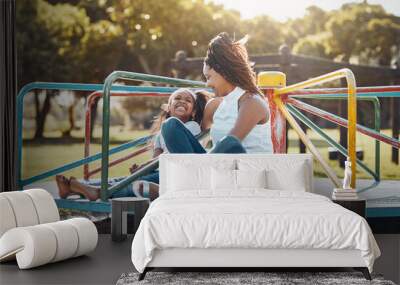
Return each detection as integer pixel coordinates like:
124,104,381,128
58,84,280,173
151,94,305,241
211,32,249,47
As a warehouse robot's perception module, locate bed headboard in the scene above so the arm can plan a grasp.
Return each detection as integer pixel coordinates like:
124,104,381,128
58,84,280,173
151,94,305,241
159,154,314,195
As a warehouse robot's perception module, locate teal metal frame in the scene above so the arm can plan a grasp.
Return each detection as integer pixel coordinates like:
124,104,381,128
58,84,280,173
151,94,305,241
16,82,180,188
287,95,382,185
20,135,152,187
16,73,206,212
99,71,206,201
287,91,400,218
16,82,185,212
16,75,399,216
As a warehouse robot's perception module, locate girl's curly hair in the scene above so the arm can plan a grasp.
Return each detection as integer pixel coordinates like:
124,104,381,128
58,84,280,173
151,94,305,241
150,89,211,135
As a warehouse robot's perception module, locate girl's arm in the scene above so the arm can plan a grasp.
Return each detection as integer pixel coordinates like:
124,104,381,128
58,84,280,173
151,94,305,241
201,97,222,131
229,95,269,141
129,148,163,174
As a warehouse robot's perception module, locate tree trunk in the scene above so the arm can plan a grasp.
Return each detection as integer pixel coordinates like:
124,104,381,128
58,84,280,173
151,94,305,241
34,90,40,129
34,91,52,139
90,97,99,139
154,57,164,76
62,104,75,138
137,54,152,75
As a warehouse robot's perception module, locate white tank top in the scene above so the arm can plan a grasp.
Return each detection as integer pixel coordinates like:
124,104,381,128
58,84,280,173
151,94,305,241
210,87,273,153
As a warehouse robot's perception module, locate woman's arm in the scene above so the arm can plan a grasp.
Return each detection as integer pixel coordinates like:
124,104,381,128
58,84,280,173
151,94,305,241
201,97,222,131
229,95,269,141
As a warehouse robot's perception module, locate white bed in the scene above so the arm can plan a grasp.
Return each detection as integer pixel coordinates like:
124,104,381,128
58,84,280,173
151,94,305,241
131,154,380,280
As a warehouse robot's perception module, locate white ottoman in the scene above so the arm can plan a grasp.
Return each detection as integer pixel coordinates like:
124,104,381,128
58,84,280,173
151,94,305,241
0,189,98,269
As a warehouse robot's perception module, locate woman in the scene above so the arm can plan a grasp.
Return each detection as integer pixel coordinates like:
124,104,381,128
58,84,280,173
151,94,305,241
134,32,273,198
161,32,272,154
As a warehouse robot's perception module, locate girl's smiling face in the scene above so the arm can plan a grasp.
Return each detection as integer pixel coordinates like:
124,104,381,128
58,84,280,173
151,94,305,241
168,90,196,122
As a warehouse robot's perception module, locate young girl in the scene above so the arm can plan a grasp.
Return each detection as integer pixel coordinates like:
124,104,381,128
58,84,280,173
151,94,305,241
56,88,210,201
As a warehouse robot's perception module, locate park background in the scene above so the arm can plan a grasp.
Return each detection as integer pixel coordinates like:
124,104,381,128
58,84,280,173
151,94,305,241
18,0,400,183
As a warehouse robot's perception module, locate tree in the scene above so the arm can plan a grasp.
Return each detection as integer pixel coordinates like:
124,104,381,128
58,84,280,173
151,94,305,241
106,0,242,75
17,0,90,138
243,15,284,54
288,6,330,57
323,2,397,64
362,18,400,65
17,0,400,140
292,32,329,58
288,2,400,65
283,6,329,50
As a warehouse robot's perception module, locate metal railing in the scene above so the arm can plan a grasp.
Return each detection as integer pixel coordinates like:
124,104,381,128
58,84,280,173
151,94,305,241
83,90,170,180
97,71,206,201
17,82,176,188
263,69,357,188
17,71,400,208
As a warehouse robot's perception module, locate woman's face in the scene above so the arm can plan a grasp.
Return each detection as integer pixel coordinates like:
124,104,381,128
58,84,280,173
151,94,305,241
203,63,226,91
168,90,195,122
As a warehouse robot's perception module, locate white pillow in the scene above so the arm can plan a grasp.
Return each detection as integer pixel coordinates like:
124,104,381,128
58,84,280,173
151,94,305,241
211,169,267,191
167,159,236,192
168,162,210,191
211,168,236,190
236,169,267,189
237,158,309,191
266,162,307,191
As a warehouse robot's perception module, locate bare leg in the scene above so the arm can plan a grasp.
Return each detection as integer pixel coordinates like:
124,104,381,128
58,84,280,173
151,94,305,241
56,175,71,199
69,177,100,201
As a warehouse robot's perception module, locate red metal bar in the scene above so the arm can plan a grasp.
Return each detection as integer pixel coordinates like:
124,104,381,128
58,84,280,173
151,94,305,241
286,98,400,148
84,91,170,180
263,89,286,153
87,145,152,177
84,91,100,179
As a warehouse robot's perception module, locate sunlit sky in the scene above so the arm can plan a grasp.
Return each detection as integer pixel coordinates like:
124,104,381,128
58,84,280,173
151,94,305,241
208,0,400,21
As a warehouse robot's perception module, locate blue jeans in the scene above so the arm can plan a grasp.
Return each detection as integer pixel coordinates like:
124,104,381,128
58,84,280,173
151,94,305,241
83,171,159,198
161,117,246,154
86,117,246,198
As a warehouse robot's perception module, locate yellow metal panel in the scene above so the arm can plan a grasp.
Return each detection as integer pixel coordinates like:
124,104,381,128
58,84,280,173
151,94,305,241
257,71,286,88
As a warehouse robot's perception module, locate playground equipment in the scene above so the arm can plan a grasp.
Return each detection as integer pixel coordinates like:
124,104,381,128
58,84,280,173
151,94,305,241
16,70,400,214
257,70,400,191
16,75,206,212
83,90,169,180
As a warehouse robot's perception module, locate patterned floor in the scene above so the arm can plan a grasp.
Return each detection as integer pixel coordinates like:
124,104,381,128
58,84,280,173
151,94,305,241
117,271,395,285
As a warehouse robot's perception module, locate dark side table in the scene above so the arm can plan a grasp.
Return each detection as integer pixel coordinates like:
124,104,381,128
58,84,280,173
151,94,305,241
111,197,150,242
333,199,366,218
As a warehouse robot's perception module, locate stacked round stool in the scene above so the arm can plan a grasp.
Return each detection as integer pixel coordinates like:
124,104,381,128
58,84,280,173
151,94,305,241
0,189,98,269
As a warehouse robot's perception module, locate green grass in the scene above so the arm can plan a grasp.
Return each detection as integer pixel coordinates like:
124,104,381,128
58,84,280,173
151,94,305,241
21,128,399,183
22,127,152,181
287,128,400,180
